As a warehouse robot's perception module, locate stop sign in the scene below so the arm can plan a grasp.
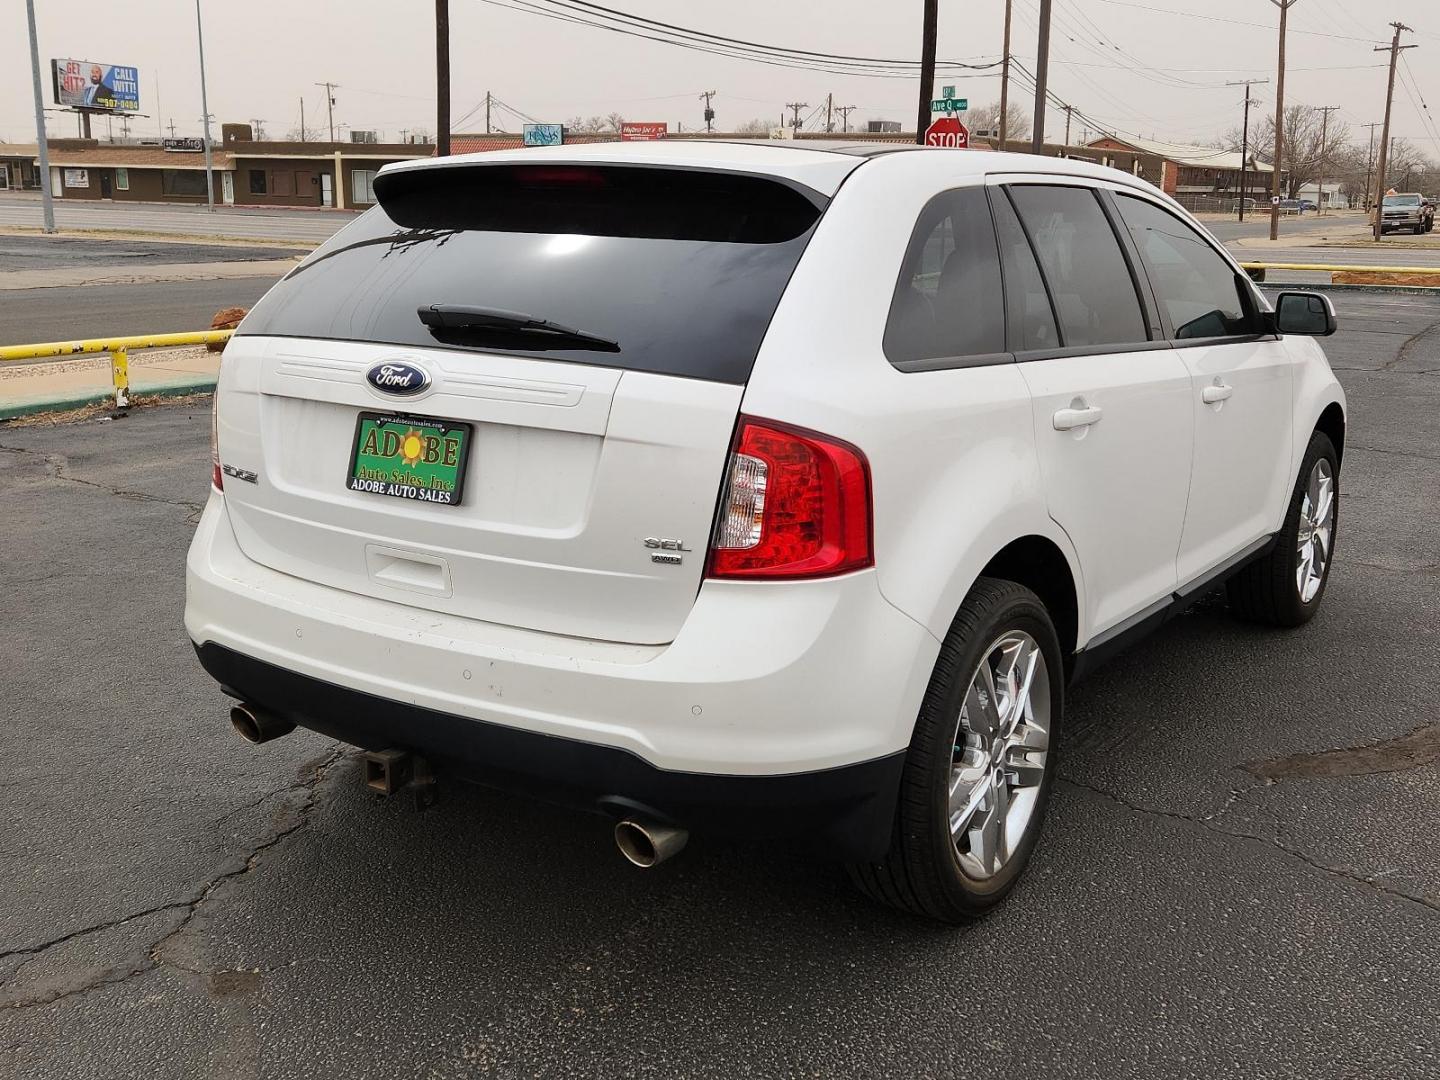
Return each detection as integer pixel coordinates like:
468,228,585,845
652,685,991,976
925,117,969,148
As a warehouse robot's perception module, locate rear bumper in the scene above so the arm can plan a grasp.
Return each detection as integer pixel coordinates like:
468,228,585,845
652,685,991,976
185,492,938,858
196,641,904,859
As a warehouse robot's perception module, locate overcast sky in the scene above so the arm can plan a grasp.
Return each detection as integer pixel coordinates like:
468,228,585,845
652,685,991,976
5,0,1439,154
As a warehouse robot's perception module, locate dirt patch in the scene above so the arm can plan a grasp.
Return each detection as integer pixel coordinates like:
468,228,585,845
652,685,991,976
1245,724,1440,779
0,391,212,428
1333,271,1440,287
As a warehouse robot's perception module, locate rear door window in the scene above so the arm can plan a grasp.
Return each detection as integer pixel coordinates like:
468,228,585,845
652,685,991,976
1115,194,1260,340
884,187,1005,364
1007,184,1149,350
237,164,826,385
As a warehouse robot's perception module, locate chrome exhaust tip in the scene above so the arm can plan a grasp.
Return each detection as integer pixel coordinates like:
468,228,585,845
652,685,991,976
614,819,689,869
229,703,296,745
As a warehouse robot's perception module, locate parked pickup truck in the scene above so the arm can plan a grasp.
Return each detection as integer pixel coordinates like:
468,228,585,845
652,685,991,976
1380,193,1435,234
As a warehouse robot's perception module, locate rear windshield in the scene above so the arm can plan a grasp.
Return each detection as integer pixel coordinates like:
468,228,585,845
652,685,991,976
237,164,825,384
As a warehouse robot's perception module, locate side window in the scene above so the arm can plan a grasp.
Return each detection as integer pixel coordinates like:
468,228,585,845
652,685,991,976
883,187,1005,364
991,191,1059,352
1116,194,1258,340
1007,185,1149,349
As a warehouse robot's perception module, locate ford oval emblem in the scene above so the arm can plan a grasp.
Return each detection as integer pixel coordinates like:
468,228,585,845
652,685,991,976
365,360,431,397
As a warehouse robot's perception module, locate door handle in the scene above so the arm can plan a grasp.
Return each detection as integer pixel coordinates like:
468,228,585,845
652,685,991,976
1052,405,1104,431
1202,382,1234,404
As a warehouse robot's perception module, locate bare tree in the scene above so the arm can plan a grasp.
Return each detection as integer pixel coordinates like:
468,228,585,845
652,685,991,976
1224,104,1352,199
733,117,772,134
603,112,625,133
964,99,1030,143
1384,138,1438,192
565,115,608,133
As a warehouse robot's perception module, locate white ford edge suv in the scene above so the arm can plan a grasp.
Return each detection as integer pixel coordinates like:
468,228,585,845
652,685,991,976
187,142,1346,922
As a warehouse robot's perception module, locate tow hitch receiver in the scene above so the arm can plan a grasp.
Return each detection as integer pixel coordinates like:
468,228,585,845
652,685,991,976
362,749,437,809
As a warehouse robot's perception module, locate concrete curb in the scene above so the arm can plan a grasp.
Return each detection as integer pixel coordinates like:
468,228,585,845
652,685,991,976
1258,282,1440,296
0,378,215,421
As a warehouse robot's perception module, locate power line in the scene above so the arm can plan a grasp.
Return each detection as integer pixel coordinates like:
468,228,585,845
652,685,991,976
1091,0,1383,43
469,0,1005,79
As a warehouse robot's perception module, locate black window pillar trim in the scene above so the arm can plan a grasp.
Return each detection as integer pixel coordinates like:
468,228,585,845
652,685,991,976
1095,188,1167,341
998,185,1067,351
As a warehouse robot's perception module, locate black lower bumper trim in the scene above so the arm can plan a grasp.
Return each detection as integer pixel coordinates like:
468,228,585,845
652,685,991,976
194,643,905,861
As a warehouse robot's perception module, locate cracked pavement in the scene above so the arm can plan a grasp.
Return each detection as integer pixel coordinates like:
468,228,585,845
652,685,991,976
0,291,1437,1078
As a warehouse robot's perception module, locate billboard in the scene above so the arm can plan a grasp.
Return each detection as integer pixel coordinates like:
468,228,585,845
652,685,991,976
620,122,667,141
52,59,140,114
523,124,563,147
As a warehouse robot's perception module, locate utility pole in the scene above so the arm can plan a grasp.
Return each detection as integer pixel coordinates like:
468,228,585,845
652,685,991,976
1062,104,1074,147
1372,23,1415,241
168,118,178,137
299,98,306,141
1267,0,1299,241
786,101,809,130
315,82,339,143
1314,104,1339,215
998,0,1014,147
1361,121,1381,212
826,92,834,133
249,118,266,140
1227,78,1268,222
435,0,450,155
917,0,937,144
835,104,857,133
1031,0,1053,153
24,0,55,233
700,90,717,133
196,0,215,212
485,91,491,135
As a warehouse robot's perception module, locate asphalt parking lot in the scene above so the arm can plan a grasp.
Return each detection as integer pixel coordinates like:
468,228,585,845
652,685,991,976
1,292,1437,1079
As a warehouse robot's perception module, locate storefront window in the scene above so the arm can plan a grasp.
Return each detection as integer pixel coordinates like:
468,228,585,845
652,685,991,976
249,169,267,195
351,169,378,205
162,170,207,197
115,168,129,191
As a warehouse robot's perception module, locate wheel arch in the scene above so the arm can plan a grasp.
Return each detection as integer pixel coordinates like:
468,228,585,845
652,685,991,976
975,535,1082,677
1315,400,1346,464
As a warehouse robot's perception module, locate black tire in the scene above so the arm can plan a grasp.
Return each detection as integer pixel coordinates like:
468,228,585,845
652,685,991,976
848,577,1064,923
1227,430,1339,627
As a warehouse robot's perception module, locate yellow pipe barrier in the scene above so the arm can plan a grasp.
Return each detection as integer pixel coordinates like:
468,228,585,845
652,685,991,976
0,330,232,409
1239,261,1440,275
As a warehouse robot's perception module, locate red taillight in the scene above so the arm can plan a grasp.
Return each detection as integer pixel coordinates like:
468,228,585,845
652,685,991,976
707,417,872,580
210,391,223,491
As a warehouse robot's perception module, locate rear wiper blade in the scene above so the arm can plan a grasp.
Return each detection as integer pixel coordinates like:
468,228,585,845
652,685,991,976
417,304,620,351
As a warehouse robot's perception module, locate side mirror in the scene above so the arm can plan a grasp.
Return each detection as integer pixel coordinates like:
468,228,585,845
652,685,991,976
1273,291,1337,337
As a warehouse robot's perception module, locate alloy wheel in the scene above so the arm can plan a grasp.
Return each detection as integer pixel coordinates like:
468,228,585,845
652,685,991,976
948,631,1051,880
1296,458,1335,604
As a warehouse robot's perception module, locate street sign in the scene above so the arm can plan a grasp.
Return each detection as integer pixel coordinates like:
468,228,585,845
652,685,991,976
522,123,564,147
925,117,970,149
931,95,968,114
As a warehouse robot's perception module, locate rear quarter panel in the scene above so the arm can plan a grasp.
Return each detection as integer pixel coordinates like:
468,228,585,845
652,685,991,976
739,153,1089,647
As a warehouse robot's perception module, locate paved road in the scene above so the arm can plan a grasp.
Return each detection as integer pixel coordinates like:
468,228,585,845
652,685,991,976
1,293,1438,1078
0,277,281,346
0,235,300,273
0,194,350,244
1201,212,1360,242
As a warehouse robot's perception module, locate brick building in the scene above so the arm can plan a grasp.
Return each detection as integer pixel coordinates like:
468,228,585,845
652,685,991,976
1087,136,1279,211
4,125,433,209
